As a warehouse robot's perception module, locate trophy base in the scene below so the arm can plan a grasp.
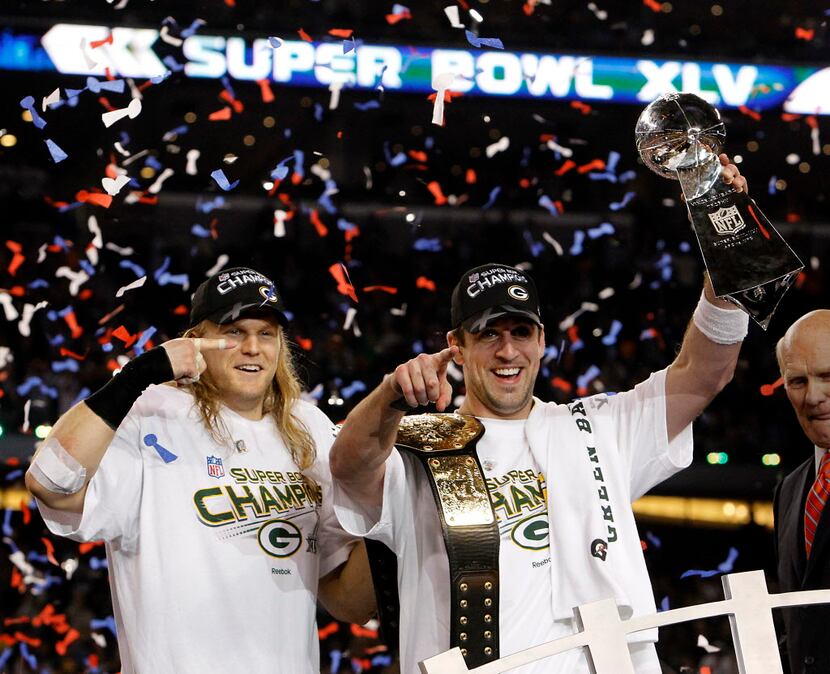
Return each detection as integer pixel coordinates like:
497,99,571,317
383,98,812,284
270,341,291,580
681,175,803,330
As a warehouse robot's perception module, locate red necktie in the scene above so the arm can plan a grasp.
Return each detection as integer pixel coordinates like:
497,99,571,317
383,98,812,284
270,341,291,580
805,451,830,558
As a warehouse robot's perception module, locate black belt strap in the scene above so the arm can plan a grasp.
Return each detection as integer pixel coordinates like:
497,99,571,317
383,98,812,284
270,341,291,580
395,413,500,669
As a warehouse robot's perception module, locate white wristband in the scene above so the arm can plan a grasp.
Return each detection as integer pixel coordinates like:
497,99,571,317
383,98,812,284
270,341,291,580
28,437,87,495
692,289,749,344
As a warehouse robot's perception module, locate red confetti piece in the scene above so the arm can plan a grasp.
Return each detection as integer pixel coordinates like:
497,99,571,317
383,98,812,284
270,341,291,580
759,377,783,396
408,150,428,163
554,159,576,176
112,325,139,348
20,498,31,525
328,262,358,303
219,89,244,114
567,325,580,344
577,159,606,174
570,101,592,115
41,537,59,566
465,168,477,184
297,28,313,42
89,34,113,49
79,288,93,300
224,0,235,6
173,304,188,315
738,105,761,121
318,621,339,639
642,0,662,11
5,458,20,466
415,276,436,291
6,241,25,276
257,79,275,103
350,623,379,639
780,113,801,122
795,27,815,41
328,28,354,38
385,10,412,24
522,1,536,16
786,212,801,223
10,568,22,590
3,617,30,626
62,310,83,339
552,377,572,393
55,628,80,656
59,347,86,361
426,181,448,206
9,285,25,296
208,107,232,121
806,115,819,130
309,209,329,237
14,632,41,647
641,539,648,551
79,541,104,555
97,96,116,112
362,285,398,294
295,336,313,351
76,190,113,208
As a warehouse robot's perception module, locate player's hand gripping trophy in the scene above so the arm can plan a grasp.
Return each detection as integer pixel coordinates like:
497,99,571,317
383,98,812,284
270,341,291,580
636,92,803,328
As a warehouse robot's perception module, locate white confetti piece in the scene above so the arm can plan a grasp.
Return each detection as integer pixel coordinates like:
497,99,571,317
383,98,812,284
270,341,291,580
55,267,90,296
0,294,19,321
206,254,230,277
101,97,142,128
147,167,174,194
186,149,200,175
115,275,147,298
42,88,61,111
485,136,510,158
444,5,465,28
102,174,131,195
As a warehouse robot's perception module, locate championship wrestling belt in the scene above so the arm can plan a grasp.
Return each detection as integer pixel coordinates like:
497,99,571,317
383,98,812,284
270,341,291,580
396,413,500,669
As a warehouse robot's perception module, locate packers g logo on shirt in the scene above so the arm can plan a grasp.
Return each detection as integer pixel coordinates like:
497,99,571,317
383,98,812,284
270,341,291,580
507,285,529,301
257,519,303,557
510,512,549,550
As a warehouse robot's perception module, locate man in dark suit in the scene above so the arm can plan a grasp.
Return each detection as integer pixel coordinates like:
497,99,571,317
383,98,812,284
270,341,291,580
774,310,830,674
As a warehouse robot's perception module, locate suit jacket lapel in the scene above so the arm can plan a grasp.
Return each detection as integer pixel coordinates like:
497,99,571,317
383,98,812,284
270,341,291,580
787,461,812,584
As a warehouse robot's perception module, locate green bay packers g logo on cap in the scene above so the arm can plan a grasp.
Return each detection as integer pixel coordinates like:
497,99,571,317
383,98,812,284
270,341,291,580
258,519,302,557
258,285,278,303
507,285,529,301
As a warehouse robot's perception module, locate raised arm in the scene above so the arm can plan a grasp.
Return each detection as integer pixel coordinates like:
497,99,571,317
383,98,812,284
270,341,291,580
664,154,748,441
25,338,230,513
329,346,458,508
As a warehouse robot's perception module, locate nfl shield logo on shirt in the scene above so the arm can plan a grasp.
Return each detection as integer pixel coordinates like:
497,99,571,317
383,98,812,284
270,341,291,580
206,455,225,479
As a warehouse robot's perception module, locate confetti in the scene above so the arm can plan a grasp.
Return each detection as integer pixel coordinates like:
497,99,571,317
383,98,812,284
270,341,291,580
210,169,239,191
464,30,504,50
44,139,68,163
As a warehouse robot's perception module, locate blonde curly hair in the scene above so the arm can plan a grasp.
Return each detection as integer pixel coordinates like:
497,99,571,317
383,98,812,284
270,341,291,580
181,321,316,477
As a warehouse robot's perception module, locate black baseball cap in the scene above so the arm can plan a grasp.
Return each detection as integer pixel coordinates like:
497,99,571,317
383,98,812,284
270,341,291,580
451,263,542,333
189,267,289,328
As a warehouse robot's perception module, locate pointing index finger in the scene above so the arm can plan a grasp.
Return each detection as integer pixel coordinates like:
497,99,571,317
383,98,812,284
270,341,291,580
195,338,234,351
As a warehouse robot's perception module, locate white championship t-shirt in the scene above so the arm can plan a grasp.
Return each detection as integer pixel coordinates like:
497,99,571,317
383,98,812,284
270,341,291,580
334,372,680,674
38,385,355,674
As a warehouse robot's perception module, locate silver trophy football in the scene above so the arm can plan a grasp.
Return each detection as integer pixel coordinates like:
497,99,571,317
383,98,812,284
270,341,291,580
636,92,803,329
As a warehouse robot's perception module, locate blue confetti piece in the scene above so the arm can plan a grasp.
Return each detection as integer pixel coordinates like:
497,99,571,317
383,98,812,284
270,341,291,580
570,230,585,255
413,238,442,252
354,100,381,111
522,231,544,257
144,155,163,171
143,433,178,463
211,169,239,191
587,222,615,239
133,326,156,355
609,191,636,211
424,136,434,150
482,186,501,209
270,155,294,181
412,340,424,353
157,272,189,289
2,509,12,536
19,643,37,670
0,644,14,669
45,138,68,163
70,387,91,407
190,224,212,238
341,380,367,399
372,654,394,667
383,141,407,167
221,75,236,100
343,37,356,54
120,259,147,277
538,194,560,216
196,196,226,213
679,241,691,252
91,616,118,636
90,556,109,570
619,170,636,183
646,531,662,548
314,102,324,121
577,365,601,390
606,151,620,174
17,376,59,398
292,149,305,178
601,320,623,346
658,596,670,612
28,278,49,289
680,547,739,579
655,252,673,281
268,36,283,48
52,359,80,373
163,55,185,72
48,334,65,347
465,30,504,49
181,18,206,38
768,175,777,195
20,95,47,129
79,259,96,277
337,218,358,233
27,551,50,564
